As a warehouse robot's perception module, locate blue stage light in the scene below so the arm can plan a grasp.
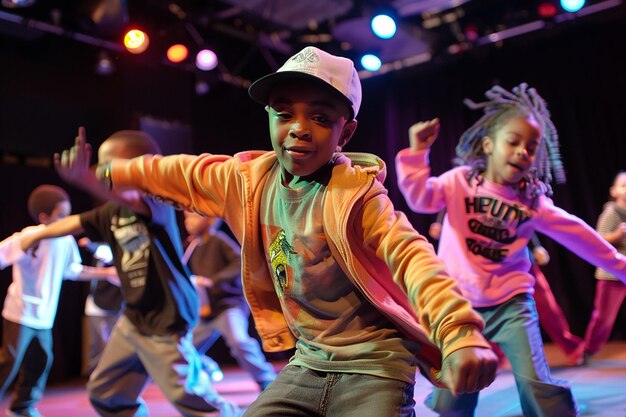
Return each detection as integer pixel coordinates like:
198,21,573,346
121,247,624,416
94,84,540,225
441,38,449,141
371,14,397,39
361,54,382,71
560,0,585,12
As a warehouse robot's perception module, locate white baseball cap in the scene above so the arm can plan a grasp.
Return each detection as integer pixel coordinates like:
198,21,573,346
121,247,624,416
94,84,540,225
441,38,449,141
248,46,362,119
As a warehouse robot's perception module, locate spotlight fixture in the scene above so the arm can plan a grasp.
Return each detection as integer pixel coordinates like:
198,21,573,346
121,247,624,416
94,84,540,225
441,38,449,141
371,13,397,39
561,0,585,12
166,44,188,63
123,28,149,54
360,53,382,71
538,2,559,18
195,49,218,71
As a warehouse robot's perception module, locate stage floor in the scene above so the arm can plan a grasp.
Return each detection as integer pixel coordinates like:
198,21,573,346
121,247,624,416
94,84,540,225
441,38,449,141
2,342,625,417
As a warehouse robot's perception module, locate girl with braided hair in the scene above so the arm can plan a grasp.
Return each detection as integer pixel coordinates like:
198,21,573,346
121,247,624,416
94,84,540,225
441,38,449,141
396,83,626,416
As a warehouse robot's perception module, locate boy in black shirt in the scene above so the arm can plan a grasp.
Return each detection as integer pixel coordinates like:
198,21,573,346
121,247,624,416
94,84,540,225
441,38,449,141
21,130,241,417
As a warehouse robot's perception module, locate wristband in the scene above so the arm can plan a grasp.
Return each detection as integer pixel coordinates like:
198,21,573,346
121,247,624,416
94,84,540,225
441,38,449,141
101,162,112,190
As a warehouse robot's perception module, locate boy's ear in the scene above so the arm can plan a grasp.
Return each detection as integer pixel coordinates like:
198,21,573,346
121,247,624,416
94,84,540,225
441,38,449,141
338,119,358,150
38,212,48,225
481,136,493,155
609,185,617,200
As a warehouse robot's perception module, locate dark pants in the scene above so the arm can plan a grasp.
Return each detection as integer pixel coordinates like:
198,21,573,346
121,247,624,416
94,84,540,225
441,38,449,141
584,279,626,355
0,319,53,411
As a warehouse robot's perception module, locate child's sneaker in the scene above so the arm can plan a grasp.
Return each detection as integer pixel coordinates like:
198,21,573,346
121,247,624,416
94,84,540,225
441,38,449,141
6,407,43,417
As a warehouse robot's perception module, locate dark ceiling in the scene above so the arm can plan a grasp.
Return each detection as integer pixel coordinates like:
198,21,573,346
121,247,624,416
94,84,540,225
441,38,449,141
1,0,624,87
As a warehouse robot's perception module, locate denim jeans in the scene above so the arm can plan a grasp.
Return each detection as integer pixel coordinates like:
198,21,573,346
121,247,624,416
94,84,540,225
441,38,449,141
243,364,416,417
88,315,241,417
0,319,53,411
425,293,578,417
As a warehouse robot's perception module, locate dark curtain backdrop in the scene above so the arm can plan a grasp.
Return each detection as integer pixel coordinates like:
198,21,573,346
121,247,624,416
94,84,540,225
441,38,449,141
1,13,625,382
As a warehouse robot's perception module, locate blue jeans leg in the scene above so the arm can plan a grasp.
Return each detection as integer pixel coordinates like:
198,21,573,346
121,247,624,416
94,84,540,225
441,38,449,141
243,365,415,417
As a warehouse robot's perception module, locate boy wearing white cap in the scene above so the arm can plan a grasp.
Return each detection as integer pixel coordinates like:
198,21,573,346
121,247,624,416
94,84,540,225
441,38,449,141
57,46,497,416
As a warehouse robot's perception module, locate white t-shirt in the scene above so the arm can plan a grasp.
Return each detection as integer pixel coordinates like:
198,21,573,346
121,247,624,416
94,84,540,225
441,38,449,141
0,225,82,329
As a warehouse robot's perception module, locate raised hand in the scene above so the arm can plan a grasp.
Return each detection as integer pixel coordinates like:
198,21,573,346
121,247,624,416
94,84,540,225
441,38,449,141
409,118,440,151
54,126,95,189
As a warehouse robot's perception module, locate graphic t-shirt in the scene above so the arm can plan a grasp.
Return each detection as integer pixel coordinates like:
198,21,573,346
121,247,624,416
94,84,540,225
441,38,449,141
396,149,626,307
186,231,247,318
1,225,82,329
596,202,626,280
80,200,198,336
260,164,419,383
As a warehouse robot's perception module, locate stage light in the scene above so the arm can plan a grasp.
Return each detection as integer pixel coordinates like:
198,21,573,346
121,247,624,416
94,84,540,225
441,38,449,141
124,29,149,54
371,14,397,39
167,44,188,63
196,49,218,71
360,54,382,72
538,2,558,18
95,50,115,75
560,0,585,12
464,24,479,42
195,80,210,95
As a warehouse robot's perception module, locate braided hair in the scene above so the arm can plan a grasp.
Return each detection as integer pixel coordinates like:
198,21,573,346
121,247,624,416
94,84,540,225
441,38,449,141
455,83,565,202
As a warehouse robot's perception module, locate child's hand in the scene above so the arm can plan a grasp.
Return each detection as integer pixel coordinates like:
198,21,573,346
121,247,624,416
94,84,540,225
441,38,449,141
532,246,550,266
617,222,626,239
54,126,95,188
429,222,442,240
192,274,214,288
440,346,498,396
409,118,440,151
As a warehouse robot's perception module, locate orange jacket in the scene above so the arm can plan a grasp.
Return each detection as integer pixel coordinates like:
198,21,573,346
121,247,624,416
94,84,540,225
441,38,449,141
112,150,490,385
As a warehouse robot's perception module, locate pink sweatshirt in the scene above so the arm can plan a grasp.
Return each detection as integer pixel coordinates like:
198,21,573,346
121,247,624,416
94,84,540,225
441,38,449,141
396,148,626,307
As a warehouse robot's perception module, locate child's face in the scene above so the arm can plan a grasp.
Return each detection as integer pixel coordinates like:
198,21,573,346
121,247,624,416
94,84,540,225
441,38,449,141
267,82,357,185
610,173,626,205
482,115,541,186
41,200,71,225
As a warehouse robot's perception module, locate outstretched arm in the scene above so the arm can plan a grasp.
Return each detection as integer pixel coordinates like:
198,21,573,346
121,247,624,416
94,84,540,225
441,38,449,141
356,186,497,393
71,265,120,286
20,215,84,252
536,200,626,283
55,127,149,216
